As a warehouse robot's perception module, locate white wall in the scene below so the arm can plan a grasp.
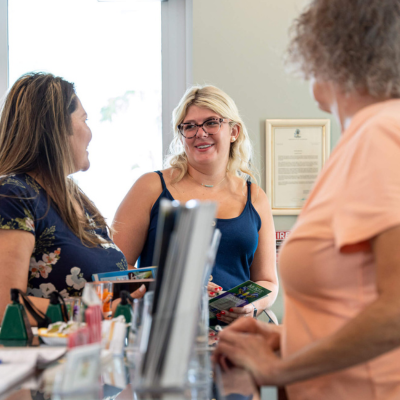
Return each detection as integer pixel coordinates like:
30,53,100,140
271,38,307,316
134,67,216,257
0,0,8,100
191,0,341,322
191,0,341,232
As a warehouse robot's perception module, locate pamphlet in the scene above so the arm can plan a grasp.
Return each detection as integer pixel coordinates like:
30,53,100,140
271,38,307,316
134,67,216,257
209,280,271,319
92,266,157,282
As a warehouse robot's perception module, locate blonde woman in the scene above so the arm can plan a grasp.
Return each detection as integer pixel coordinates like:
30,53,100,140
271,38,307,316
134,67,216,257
214,0,400,399
0,73,144,323
113,85,278,323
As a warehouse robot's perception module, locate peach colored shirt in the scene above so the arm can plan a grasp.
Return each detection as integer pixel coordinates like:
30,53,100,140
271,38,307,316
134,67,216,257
280,99,400,400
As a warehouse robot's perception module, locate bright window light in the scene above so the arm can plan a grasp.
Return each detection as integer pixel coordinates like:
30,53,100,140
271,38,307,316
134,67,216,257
9,0,162,223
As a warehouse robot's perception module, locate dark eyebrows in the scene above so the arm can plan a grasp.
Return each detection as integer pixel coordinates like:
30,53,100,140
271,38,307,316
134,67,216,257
182,116,219,124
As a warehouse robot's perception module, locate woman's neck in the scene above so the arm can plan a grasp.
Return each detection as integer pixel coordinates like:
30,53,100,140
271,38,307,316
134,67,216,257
186,163,228,186
26,171,47,191
330,87,391,131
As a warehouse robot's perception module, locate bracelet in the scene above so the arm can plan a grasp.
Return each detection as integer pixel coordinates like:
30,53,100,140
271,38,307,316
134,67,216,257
251,303,257,318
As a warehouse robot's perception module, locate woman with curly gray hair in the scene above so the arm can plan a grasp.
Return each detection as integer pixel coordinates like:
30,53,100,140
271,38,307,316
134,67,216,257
214,0,400,398
113,85,278,323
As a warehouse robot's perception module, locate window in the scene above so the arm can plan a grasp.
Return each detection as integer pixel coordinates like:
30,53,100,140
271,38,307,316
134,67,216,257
1,0,192,222
8,0,162,222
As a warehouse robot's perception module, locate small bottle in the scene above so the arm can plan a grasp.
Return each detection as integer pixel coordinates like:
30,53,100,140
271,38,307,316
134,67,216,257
114,291,133,324
46,292,66,323
0,289,33,342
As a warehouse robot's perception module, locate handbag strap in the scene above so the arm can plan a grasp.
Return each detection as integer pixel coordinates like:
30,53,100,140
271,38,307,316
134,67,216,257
15,289,52,328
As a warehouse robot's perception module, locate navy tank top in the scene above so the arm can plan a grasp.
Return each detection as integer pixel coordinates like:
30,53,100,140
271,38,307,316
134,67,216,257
138,171,261,290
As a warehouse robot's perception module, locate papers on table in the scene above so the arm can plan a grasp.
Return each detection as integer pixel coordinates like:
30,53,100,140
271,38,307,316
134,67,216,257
0,364,34,395
0,347,66,395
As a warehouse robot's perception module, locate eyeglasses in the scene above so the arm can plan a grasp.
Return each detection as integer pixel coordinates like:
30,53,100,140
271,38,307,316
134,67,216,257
178,118,228,139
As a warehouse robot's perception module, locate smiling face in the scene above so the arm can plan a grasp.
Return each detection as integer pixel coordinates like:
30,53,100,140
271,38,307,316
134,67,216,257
69,98,92,173
181,105,238,169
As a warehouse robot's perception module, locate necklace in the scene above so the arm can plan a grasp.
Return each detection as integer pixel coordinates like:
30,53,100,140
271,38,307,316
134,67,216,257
187,172,226,188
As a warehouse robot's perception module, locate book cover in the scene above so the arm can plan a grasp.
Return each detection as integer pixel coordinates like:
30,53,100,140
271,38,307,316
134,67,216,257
209,280,271,319
91,266,157,282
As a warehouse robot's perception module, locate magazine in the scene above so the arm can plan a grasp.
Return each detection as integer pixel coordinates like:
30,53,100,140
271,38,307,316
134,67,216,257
209,280,271,319
91,266,157,282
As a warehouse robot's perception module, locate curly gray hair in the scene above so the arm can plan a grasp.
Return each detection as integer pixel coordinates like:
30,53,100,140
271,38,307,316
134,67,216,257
286,0,400,97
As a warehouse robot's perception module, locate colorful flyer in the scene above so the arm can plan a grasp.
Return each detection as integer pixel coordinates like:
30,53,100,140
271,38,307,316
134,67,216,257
209,280,271,319
91,266,157,282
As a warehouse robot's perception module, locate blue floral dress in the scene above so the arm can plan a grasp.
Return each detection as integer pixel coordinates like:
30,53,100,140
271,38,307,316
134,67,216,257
0,174,128,298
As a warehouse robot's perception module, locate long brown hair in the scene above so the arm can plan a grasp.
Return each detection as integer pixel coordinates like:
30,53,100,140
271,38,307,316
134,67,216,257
0,72,109,246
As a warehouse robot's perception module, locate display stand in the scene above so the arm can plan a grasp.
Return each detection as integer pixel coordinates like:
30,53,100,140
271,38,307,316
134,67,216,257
133,285,211,399
131,200,220,399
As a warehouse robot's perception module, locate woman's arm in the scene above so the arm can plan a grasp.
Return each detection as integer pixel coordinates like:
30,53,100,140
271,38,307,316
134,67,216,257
112,173,163,267
218,186,278,323
250,186,278,311
0,229,49,326
214,225,400,387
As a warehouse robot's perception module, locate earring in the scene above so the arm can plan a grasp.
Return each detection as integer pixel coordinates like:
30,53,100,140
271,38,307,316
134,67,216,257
231,137,236,142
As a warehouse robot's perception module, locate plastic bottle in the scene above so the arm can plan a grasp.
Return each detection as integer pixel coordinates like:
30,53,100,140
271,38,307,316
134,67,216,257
114,291,133,324
46,292,66,323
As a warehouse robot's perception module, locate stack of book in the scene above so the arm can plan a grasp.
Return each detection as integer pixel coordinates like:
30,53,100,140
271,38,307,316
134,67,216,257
139,199,217,391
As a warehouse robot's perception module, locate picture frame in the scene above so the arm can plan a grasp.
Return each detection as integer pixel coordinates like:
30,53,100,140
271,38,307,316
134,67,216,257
266,119,331,215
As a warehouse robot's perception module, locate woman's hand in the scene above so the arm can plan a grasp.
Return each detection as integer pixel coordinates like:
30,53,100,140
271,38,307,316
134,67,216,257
130,284,147,299
213,318,284,387
207,282,222,298
215,304,254,324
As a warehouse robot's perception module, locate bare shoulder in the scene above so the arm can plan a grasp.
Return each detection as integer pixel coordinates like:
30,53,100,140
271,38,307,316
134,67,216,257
159,167,180,186
249,182,271,213
131,172,162,196
118,171,164,212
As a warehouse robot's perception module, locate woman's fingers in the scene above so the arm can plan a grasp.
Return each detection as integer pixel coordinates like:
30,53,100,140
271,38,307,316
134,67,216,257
131,284,146,299
208,282,223,297
216,305,253,323
216,314,235,324
213,329,283,387
215,318,283,351
230,305,254,316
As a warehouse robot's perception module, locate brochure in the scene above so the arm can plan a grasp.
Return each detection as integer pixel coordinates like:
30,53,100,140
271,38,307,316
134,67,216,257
209,280,271,319
91,266,157,282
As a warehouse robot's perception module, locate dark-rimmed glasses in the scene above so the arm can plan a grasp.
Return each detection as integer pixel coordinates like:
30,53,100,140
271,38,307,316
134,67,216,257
178,118,228,139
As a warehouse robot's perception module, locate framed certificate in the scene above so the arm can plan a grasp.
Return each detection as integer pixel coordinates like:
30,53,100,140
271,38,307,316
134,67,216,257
266,119,331,215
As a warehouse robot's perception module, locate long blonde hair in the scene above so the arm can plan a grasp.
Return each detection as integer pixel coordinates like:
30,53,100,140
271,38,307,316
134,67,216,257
165,85,258,184
0,72,108,247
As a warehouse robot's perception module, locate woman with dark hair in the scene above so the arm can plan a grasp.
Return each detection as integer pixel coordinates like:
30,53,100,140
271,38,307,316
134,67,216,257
0,72,144,322
214,0,400,399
